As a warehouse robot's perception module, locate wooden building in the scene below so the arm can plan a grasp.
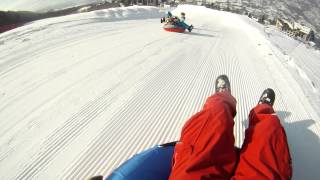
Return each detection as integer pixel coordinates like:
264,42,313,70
276,18,312,41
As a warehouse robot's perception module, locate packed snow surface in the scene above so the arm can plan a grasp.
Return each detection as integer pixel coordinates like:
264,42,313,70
0,5,320,180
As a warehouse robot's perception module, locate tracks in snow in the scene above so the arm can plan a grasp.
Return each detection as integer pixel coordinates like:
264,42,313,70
0,8,320,180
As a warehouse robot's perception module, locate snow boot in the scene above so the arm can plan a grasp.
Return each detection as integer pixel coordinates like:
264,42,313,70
258,88,275,106
88,175,103,180
161,17,165,23
187,25,193,32
215,75,231,93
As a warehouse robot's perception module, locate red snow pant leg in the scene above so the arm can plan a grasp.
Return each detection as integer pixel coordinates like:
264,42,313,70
232,104,292,180
169,92,237,180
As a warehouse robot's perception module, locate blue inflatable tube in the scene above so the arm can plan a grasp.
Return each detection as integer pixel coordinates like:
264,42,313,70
106,142,176,180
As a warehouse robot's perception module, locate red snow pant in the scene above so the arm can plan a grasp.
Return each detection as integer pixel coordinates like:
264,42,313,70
168,92,292,180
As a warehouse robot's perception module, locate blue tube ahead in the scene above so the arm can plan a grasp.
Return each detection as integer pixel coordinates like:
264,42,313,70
106,145,174,180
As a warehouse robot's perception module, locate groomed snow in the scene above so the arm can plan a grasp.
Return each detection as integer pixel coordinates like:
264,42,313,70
0,5,319,180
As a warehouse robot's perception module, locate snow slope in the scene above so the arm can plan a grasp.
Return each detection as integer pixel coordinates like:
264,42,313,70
0,5,319,180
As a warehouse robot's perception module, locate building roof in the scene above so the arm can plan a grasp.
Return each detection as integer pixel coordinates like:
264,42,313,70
281,19,294,29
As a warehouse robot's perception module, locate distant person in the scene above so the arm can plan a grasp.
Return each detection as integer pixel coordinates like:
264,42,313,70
180,12,186,21
161,11,193,32
169,75,292,180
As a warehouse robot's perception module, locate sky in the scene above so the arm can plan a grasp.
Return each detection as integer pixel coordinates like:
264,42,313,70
0,0,104,12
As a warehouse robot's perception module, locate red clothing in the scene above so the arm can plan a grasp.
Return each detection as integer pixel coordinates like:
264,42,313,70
169,92,237,180
169,92,292,180
233,104,292,180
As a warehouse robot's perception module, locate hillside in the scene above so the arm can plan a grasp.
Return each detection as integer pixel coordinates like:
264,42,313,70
244,0,320,35
0,1,119,33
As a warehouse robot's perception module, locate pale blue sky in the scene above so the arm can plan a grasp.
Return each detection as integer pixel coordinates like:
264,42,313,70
0,0,105,12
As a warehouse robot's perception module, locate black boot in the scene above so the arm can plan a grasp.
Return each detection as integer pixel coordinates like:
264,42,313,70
160,17,165,23
215,75,231,93
88,175,103,180
258,88,275,106
187,25,193,32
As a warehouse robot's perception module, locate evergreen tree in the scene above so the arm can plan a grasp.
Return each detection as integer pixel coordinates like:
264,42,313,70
307,30,315,42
